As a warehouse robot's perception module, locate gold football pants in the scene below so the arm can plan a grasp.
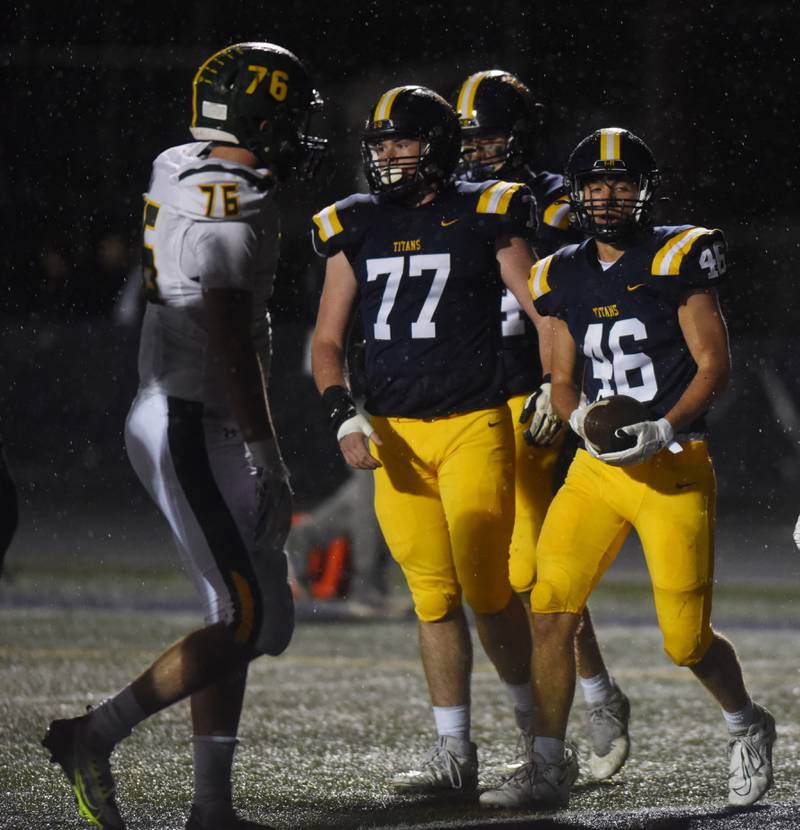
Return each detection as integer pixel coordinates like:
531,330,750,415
371,406,515,622
532,441,716,666
506,393,563,594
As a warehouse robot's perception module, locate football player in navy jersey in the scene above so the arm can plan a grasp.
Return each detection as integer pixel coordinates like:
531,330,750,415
312,85,551,795
481,128,776,810
43,43,325,830
454,70,630,780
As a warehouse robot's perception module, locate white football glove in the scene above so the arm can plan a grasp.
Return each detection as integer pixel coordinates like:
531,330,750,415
336,413,375,443
568,407,603,458
520,381,563,447
793,513,800,552
596,417,675,467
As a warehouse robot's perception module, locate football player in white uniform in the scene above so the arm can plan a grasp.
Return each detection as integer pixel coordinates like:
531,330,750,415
43,42,326,830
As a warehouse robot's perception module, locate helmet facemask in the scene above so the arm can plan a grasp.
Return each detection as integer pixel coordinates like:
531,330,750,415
458,128,510,182
245,90,327,181
568,169,660,244
362,129,442,204
361,87,460,205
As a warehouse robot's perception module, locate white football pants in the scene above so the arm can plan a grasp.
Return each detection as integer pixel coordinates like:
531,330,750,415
125,391,294,655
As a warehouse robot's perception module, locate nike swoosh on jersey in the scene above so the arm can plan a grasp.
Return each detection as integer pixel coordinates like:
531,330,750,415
626,283,645,291
675,481,696,489
440,218,459,227
488,420,502,427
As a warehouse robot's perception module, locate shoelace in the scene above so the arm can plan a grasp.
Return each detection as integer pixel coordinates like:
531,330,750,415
421,744,467,789
502,758,536,787
727,733,765,788
588,701,625,730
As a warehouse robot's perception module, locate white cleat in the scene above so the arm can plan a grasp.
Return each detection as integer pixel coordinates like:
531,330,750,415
390,735,478,794
479,745,578,809
587,681,630,780
728,704,776,807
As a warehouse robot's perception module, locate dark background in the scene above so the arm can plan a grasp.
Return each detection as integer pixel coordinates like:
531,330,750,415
2,1,799,523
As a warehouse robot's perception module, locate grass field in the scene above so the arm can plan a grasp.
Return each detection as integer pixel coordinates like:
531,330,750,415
2,504,800,830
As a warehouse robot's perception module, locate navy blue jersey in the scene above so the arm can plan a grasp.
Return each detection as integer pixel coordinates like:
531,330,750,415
312,180,536,418
499,170,581,397
531,225,728,433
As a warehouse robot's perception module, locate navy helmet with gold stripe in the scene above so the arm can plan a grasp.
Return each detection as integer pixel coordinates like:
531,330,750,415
565,127,661,243
190,42,327,180
453,70,540,181
361,85,460,203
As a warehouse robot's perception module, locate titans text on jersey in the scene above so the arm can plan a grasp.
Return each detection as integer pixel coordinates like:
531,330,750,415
313,179,536,419
531,225,728,434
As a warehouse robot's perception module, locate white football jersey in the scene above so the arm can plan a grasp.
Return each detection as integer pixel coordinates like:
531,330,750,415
137,142,279,410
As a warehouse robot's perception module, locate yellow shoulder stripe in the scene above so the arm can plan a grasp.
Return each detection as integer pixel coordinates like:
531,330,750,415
543,196,571,230
651,227,716,276
529,255,555,300
312,204,344,243
476,181,523,215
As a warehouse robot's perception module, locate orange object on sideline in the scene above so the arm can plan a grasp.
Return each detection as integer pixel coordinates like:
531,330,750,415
310,536,351,600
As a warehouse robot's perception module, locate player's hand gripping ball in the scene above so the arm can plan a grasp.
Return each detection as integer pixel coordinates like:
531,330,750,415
582,395,652,454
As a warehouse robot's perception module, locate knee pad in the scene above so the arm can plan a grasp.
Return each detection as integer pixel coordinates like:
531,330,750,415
661,623,713,667
463,582,512,616
412,587,462,623
252,550,295,656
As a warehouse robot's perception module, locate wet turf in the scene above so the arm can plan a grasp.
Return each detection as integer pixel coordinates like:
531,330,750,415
1,600,799,829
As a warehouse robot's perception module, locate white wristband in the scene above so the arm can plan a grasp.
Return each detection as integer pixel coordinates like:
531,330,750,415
336,414,374,442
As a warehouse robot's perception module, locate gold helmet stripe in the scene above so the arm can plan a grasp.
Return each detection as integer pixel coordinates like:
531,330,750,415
373,87,410,123
599,127,625,163
456,71,490,120
652,227,716,275
312,203,344,243
191,44,240,128
476,181,523,215
529,255,555,300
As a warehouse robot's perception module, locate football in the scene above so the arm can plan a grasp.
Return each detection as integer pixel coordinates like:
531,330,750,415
582,395,652,454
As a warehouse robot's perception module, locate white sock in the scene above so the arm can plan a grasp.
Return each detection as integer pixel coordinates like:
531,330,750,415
85,686,148,748
533,736,565,765
433,705,470,741
723,697,756,733
192,735,237,812
579,670,614,707
504,681,534,733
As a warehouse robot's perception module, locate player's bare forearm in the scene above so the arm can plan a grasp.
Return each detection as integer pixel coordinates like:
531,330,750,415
311,336,347,394
496,236,552,372
204,288,270,442
312,251,358,394
550,318,581,420
535,315,554,375
667,289,731,431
